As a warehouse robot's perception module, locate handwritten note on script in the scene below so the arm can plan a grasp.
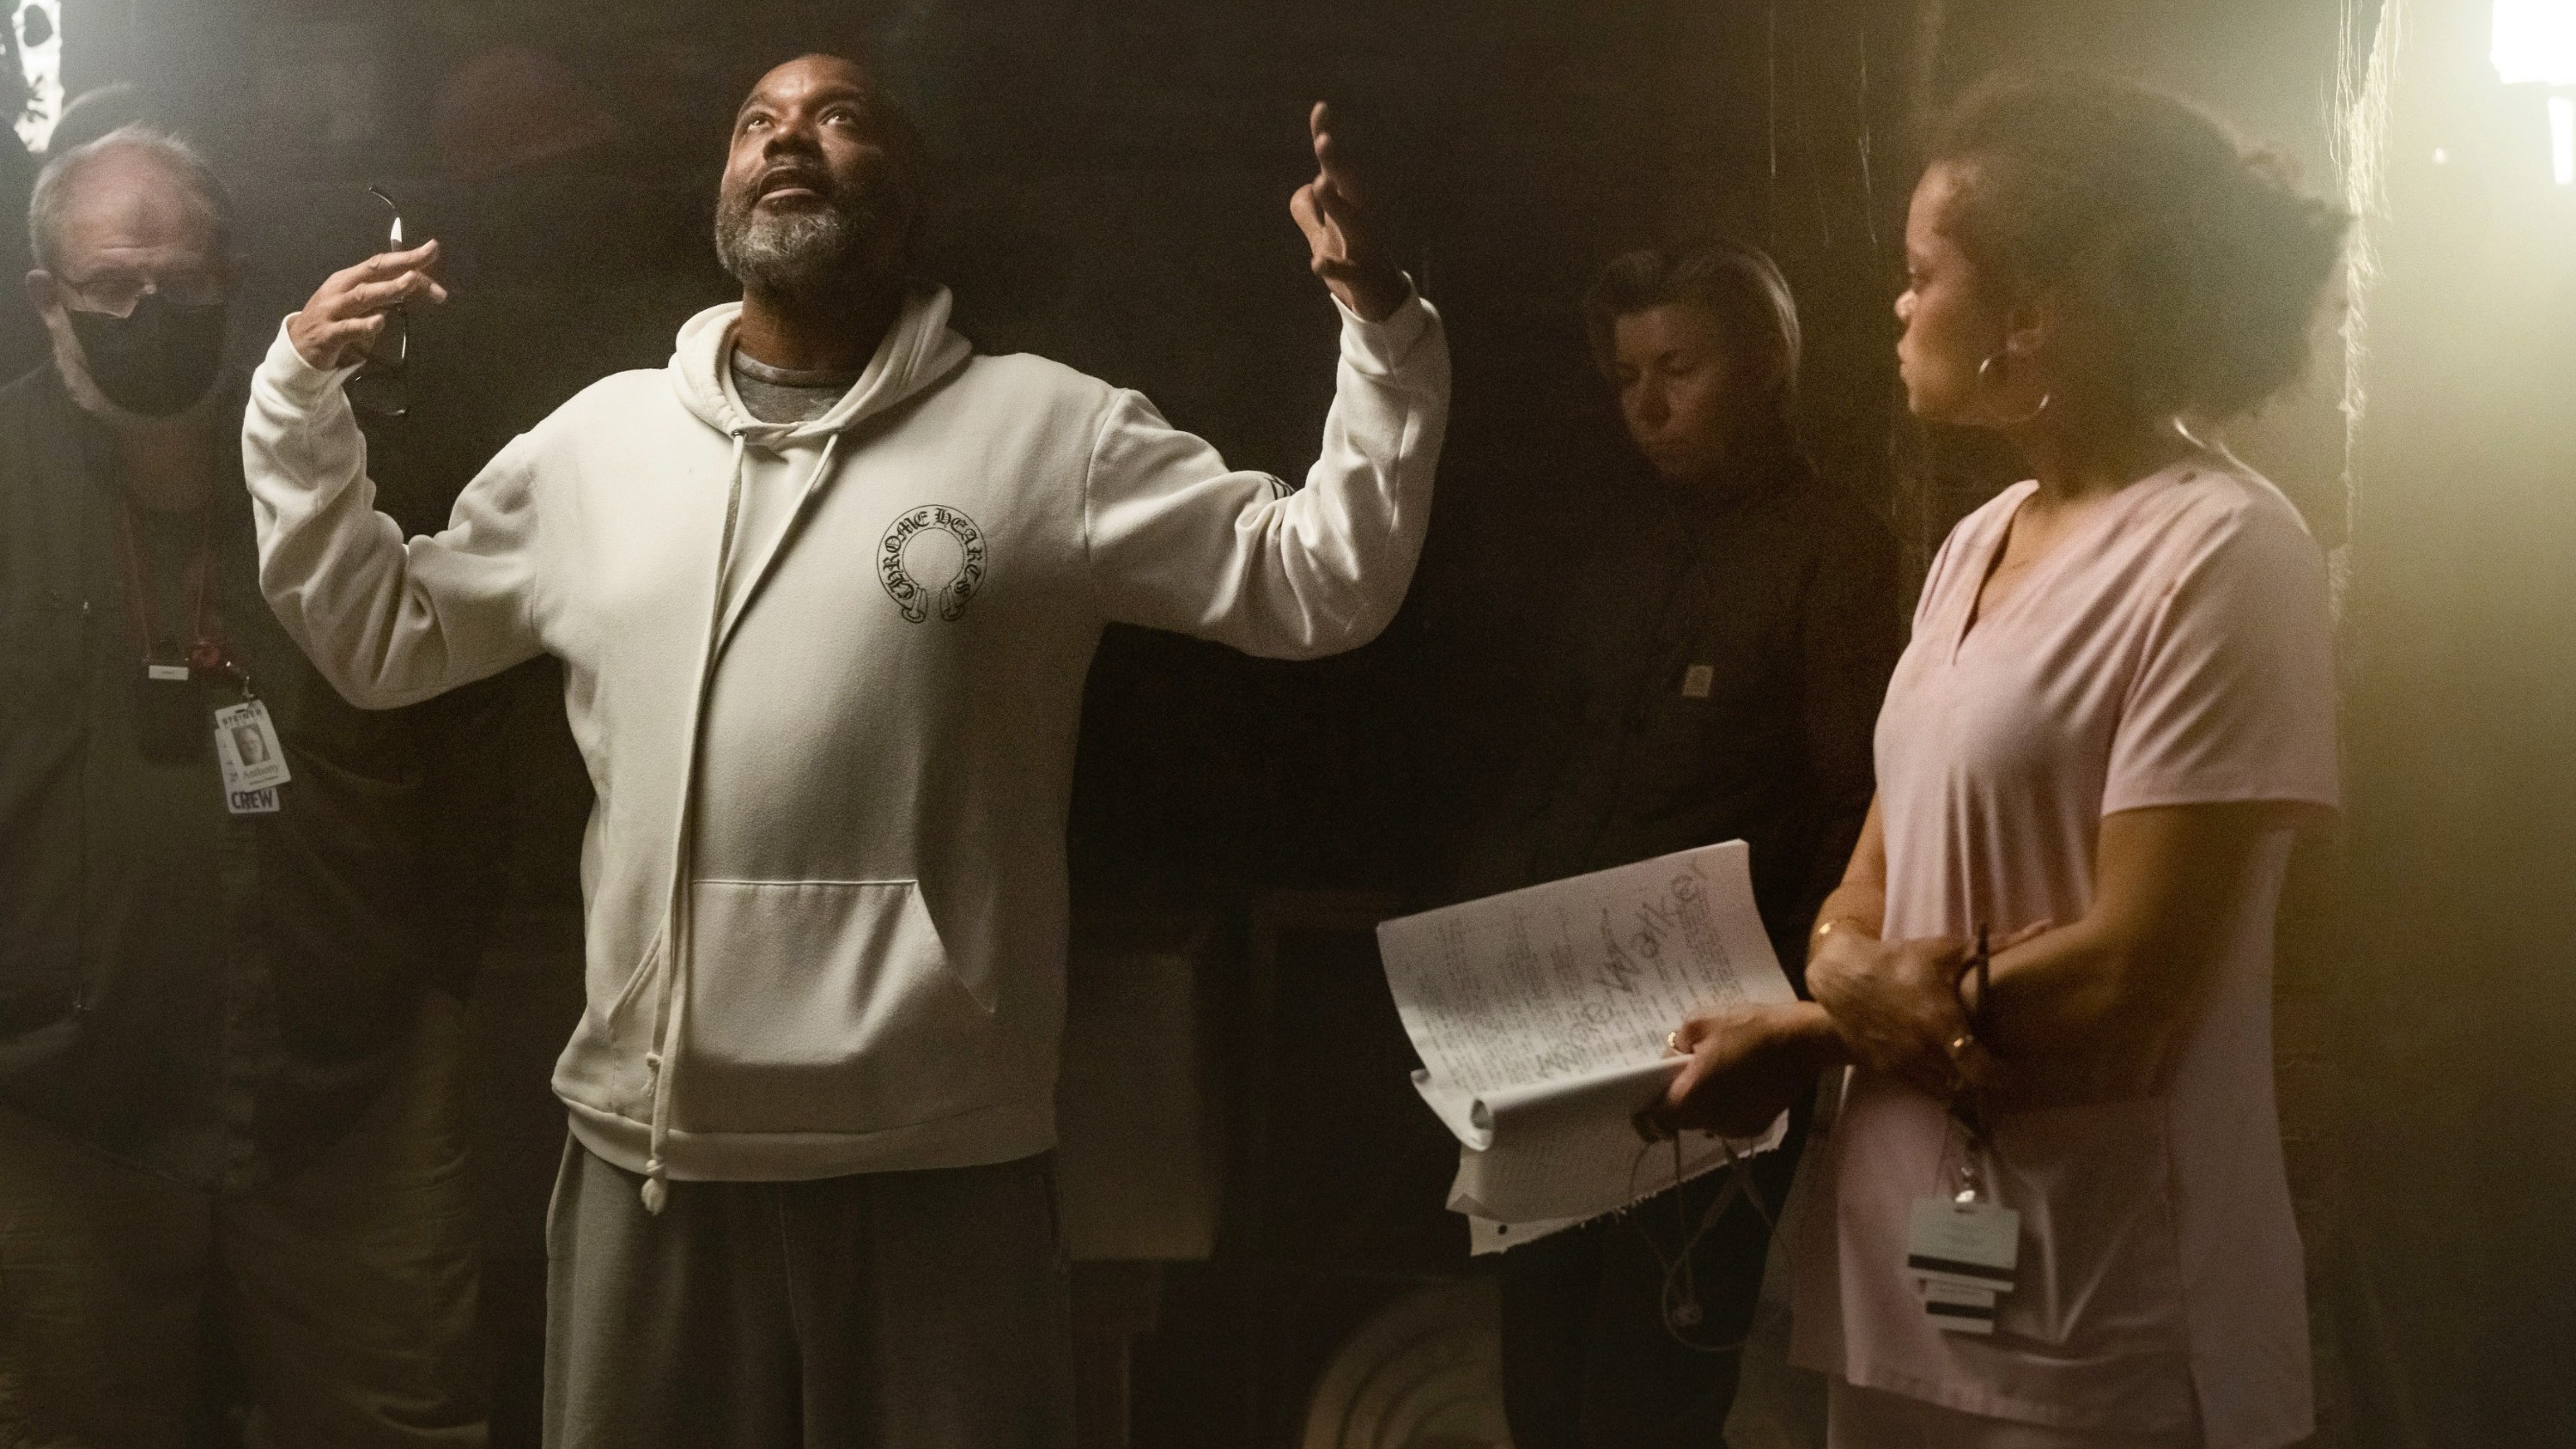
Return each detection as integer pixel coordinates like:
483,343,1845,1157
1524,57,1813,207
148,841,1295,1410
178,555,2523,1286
1376,841,1796,1246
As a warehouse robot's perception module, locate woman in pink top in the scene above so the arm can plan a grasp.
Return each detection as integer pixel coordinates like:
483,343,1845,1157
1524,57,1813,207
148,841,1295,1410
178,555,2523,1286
1648,76,2348,1447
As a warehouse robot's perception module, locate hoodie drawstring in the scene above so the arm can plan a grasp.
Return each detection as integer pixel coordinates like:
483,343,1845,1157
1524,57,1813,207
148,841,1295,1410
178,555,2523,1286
635,428,848,1215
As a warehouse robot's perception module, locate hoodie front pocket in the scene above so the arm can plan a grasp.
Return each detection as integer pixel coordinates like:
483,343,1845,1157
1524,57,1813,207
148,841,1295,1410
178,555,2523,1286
676,879,1018,1136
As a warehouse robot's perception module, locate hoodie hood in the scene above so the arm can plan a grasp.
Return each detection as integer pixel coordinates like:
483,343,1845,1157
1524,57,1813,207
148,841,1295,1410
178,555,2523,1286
669,283,973,447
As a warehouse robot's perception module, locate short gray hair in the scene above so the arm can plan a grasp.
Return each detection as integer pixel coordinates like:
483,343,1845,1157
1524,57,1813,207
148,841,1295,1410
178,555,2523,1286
28,125,234,276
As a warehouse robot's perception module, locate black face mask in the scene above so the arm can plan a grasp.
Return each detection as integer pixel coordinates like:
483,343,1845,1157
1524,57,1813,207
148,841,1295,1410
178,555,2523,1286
66,291,228,417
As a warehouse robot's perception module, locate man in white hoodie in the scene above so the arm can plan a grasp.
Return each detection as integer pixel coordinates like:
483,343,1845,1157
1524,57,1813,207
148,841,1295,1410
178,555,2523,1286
243,52,1447,1449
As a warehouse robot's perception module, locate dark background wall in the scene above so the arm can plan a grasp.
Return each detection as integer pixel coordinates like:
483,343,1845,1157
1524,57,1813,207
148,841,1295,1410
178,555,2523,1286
59,5,1922,1442
63,0,1921,910
47,2,2576,1446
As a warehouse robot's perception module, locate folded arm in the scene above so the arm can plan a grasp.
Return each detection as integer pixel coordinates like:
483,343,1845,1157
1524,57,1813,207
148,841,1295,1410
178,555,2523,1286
1667,797,2292,1132
1941,801,2288,1104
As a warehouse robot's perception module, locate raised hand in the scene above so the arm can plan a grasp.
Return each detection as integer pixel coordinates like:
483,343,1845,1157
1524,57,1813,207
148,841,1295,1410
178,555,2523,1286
286,240,449,372
1289,102,1409,323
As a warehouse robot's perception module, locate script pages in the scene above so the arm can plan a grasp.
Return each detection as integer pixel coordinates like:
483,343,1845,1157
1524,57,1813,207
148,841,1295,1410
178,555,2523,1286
1376,841,1795,1253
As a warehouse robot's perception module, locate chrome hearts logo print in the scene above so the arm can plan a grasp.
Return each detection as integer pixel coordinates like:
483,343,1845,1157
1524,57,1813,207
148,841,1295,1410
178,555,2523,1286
878,505,987,623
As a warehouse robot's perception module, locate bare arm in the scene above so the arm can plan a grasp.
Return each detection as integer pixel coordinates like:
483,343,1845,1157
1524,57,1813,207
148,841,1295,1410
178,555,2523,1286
1806,800,2289,1107
1963,801,2286,1103
1800,794,1985,1101
1814,795,1889,940
1652,797,2291,1131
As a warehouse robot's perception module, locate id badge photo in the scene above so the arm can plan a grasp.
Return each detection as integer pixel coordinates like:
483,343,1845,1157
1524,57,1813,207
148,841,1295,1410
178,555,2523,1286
212,694,290,814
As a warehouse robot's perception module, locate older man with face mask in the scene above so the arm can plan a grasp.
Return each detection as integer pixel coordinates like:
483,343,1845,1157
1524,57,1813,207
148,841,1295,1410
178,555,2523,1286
0,129,490,1448
245,52,1449,1448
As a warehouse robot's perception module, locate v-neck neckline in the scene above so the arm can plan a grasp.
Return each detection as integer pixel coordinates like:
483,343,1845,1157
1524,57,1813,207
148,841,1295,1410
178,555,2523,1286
1948,466,2195,663
1952,483,2041,661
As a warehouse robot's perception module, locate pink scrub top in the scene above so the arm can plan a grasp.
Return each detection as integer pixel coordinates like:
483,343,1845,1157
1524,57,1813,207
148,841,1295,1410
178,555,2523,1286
1789,462,2340,1449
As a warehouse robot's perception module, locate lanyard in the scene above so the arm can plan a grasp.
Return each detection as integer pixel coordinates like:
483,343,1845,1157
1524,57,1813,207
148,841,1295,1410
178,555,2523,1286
114,496,230,677
1947,926,1995,1202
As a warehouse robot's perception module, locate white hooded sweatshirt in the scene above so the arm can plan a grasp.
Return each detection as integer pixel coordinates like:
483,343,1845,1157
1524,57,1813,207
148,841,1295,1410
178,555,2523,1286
244,284,1448,1209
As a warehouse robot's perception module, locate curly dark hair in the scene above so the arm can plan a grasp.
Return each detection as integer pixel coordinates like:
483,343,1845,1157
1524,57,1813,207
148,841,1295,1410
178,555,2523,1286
1925,72,2350,422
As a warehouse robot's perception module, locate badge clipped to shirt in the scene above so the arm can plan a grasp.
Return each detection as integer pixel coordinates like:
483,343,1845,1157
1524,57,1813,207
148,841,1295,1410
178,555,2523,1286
213,697,290,813
1680,663,1716,699
1907,1195,2019,1336
118,497,284,816
1907,924,2016,1335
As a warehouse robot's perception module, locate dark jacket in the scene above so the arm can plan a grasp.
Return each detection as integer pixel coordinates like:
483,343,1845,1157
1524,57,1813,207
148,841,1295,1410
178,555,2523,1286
0,366,487,1190
1457,447,1901,978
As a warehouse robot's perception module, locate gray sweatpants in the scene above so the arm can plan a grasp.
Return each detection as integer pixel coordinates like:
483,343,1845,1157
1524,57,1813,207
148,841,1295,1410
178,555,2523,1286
541,1142,1076,1449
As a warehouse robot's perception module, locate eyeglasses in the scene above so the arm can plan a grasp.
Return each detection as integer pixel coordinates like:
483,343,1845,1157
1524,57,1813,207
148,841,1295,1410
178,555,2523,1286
54,267,226,317
349,186,409,420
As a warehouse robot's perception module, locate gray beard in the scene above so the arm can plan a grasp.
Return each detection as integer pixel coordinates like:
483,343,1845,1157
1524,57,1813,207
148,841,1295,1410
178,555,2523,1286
714,201,872,298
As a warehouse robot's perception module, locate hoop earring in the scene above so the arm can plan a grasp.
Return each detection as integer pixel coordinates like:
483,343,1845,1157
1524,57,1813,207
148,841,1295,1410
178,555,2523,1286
1977,350,2051,425
2168,413,2246,472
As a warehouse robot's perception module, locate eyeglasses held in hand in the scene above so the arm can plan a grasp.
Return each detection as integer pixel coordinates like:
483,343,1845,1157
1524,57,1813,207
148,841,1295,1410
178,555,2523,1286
349,186,410,420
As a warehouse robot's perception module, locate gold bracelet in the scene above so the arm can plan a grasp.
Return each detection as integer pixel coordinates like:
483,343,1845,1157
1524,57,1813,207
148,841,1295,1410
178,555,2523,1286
1812,916,1868,943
